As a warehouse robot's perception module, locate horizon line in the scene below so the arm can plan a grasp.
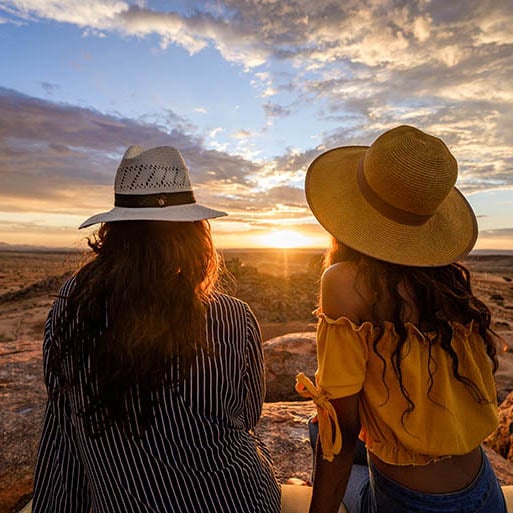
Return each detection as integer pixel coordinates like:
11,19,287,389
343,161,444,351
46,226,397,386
1,243,513,256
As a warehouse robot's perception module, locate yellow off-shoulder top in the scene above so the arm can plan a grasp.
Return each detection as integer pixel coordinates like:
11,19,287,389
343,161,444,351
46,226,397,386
297,314,498,466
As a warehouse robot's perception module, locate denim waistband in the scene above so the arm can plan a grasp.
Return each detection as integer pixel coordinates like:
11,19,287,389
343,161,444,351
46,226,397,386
368,448,505,513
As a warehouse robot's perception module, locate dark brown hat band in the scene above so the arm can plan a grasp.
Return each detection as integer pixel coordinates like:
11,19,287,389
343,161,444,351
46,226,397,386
356,157,431,226
115,191,196,208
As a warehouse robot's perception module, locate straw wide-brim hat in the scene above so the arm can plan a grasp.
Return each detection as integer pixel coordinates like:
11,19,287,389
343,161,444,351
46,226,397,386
305,125,477,267
79,145,227,229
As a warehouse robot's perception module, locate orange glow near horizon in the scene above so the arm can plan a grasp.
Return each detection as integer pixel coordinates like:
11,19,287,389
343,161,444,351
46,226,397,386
255,229,315,249
3,218,511,251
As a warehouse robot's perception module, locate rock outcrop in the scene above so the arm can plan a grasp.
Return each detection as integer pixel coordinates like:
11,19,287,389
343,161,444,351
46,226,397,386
257,401,513,487
484,445,513,485
496,346,513,404
257,401,317,484
485,390,513,463
264,333,317,402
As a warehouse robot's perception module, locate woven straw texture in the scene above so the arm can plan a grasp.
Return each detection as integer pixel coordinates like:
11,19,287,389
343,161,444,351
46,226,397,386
115,146,192,195
305,126,477,267
79,146,226,228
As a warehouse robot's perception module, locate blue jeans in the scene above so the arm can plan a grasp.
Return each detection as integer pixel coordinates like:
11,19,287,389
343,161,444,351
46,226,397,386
308,419,506,513
342,450,506,513
308,418,367,466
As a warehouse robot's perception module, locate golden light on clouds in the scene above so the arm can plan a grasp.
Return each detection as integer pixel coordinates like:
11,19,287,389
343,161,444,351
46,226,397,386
2,1,513,250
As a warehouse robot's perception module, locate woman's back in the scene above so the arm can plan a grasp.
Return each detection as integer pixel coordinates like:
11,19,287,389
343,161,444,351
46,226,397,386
319,260,497,493
34,279,280,513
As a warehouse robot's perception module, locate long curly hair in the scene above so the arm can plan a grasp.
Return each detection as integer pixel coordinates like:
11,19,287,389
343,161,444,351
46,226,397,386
323,237,500,424
49,220,219,436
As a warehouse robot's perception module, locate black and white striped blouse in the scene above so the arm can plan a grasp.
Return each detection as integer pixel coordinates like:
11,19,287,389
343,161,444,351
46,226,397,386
33,277,281,513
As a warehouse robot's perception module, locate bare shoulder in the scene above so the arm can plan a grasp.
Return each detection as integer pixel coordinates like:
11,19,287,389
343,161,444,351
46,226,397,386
322,261,359,280
321,262,373,322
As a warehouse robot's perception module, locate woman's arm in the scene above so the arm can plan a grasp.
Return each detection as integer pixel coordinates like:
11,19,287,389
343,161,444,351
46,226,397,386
32,396,91,513
33,297,91,513
309,262,366,513
309,394,361,513
242,305,265,430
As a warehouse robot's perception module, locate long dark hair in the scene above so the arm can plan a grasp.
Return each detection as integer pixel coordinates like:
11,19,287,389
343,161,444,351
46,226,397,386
49,220,219,435
323,238,499,424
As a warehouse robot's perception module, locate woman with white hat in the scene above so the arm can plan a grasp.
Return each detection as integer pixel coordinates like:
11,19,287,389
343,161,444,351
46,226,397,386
296,126,505,512
32,146,281,513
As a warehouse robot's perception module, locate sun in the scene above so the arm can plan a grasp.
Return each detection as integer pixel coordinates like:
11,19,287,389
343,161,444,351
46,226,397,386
258,229,312,249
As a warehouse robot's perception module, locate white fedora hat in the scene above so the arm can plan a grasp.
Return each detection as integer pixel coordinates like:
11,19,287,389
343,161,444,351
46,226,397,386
79,145,227,229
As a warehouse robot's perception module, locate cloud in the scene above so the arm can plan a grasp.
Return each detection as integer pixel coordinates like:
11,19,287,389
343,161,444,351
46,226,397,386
3,1,512,70
263,102,292,119
3,3,120,25
2,1,513,245
41,81,59,95
480,228,513,239
2,0,129,26
4,1,513,117
209,127,223,138
0,87,260,216
232,129,251,139
477,227,513,250
252,71,278,98
0,1,438,69
0,88,322,230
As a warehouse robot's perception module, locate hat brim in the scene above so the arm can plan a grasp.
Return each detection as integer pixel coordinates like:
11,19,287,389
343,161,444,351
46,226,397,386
79,203,227,229
305,146,477,267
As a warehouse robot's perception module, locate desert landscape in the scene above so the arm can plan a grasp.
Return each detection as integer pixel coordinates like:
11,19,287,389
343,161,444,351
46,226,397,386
1,248,513,513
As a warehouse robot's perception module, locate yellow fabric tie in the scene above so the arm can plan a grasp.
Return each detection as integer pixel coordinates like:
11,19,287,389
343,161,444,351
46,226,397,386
295,372,342,462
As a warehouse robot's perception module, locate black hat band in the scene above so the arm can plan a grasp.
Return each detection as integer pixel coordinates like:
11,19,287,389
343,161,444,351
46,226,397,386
114,191,196,208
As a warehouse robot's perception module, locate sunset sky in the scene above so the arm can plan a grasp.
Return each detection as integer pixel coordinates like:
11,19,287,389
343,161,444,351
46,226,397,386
1,0,512,250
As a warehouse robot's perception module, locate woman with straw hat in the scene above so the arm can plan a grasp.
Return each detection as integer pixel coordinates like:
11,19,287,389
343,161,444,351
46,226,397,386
296,126,506,512
32,146,281,513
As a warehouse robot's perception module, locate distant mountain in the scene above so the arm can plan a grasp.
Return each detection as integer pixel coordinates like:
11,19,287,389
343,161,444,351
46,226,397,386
0,241,512,256
470,249,513,256
0,242,79,253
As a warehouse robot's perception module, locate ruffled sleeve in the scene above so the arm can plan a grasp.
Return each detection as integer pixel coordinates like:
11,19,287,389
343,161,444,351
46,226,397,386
315,314,370,399
295,372,342,462
295,315,371,461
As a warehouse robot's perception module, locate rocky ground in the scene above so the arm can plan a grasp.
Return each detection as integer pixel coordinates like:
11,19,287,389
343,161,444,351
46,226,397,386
1,250,513,513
